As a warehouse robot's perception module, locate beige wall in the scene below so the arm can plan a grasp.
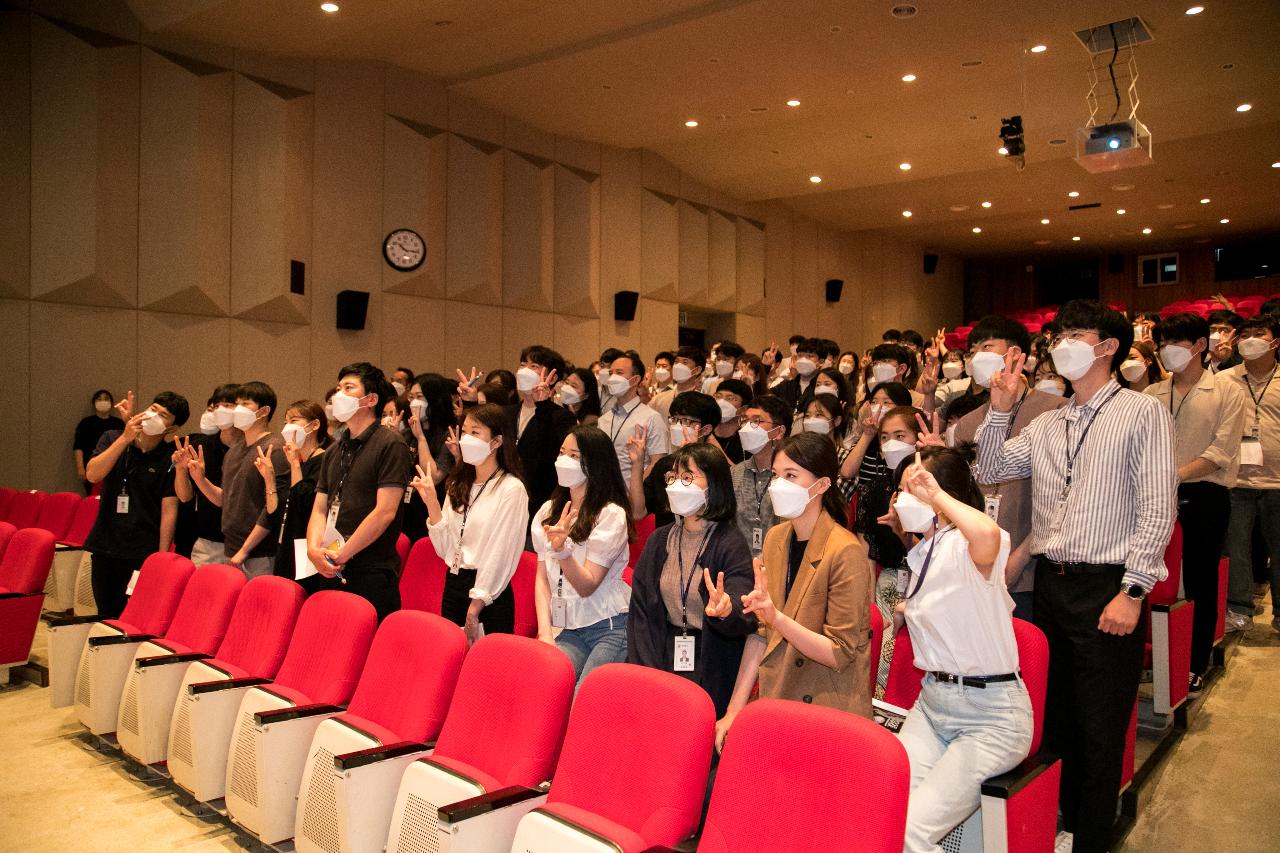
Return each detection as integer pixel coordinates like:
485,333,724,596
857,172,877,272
0,6,962,491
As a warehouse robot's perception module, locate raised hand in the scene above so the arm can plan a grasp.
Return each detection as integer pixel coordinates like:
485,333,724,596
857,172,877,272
703,568,732,619
170,435,192,468
445,425,462,462
740,558,778,626
988,350,1025,413
902,462,943,506
1210,328,1236,363
626,424,648,465
283,439,302,467
115,390,135,421
410,461,435,500
915,411,945,448
455,367,481,402
533,366,557,402
122,411,148,442
918,349,940,396
761,342,779,366
187,443,207,481
934,327,948,357
860,403,881,437
545,500,578,553
384,408,404,432
876,501,905,539
253,444,274,482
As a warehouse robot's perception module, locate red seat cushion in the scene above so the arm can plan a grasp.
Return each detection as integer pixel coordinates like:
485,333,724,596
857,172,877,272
215,576,305,679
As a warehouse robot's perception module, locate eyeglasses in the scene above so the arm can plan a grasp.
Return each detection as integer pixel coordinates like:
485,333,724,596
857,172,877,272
664,470,699,487
742,417,774,427
668,416,702,429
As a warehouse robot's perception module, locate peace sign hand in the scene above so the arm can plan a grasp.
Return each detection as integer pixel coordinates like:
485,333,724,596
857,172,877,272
545,500,577,553
703,568,732,619
455,367,480,402
902,461,943,505
915,411,945,448
988,350,1025,413
410,461,436,500
384,408,403,431
171,435,192,468
1210,328,1236,363
115,390,135,421
918,349,940,395
187,443,207,481
532,366,558,402
740,558,778,625
761,342,779,366
253,443,274,482
626,424,648,465
445,425,462,462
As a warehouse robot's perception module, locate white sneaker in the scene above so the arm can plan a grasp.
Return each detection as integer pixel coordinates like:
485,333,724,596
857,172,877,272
1055,830,1074,853
1225,611,1252,633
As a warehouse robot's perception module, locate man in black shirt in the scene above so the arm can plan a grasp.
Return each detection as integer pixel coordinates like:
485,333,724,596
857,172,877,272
306,363,411,621
83,390,190,618
174,383,239,563
508,345,577,530
73,389,124,494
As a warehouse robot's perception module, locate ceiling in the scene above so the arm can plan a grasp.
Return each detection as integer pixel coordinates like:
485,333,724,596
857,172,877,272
123,0,1280,255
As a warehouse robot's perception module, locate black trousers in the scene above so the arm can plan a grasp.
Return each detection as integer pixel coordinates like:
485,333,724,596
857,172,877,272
299,567,401,623
441,568,515,634
1178,481,1231,676
1034,563,1146,853
90,554,145,620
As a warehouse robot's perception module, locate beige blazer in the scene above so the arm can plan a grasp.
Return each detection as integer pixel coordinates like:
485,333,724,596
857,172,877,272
756,512,874,717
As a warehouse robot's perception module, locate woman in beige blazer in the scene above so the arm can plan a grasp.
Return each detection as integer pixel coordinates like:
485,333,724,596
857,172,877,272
707,432,875,751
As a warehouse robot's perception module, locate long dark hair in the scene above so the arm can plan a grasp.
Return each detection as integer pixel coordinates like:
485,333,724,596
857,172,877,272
567,367,602,422
892,444,985,512
285,400,332,450
545,425,634,543
413,373,457,457
777,433,849,527
670,443,736,524
445,404,524,511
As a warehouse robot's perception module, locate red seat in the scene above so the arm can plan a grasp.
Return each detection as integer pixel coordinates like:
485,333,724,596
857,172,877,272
882,624,925,711
699,699,909,853
61,496,100,548
6,490,46,529
399,537,446,615
513,551,539,637
0,527,57,672
267,591,377,707
0,486,16,521
868,605,884,698
395,533,410,574
0,520,16,562
34,491,81,541
629,514,657,569
1144,522,1191,715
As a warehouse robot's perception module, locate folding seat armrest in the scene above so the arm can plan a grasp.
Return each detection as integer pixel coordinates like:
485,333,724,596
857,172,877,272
438,784,548,823
981,753,1059,799
332,740,434,772
44,614,104,627
188,676,272,695
0,591,40,600
253,703,344,725
88,632,157,647
135,652,212,668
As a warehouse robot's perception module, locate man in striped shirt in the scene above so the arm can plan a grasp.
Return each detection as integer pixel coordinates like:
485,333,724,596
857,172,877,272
976,299,1176,853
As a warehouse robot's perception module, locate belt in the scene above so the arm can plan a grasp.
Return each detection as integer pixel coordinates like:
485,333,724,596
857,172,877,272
1034,556,1124,576
930,671,1019,688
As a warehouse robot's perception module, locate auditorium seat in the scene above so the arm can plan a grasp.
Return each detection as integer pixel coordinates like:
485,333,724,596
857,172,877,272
880,623,925,712
45,496,99,613
628,513,656,569
399,537,446,615
34,491,81,541
0,486,16,520
868,605,885,698
223,592,377,842
293,611,467,853
46,552,193,709
1146,523,1192,716
101,565,246,742
395,533,410,574
120,575,303,767
512,551,538,638
164,578,306,800
1214,556,1228,652
0,527,57,682
71,550,97,616
0,520,16,562
385,634,574,853
510,663,713,852
689,700,909,853
6,490,46,530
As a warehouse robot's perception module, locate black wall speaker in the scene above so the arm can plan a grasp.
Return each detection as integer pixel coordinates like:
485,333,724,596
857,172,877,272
290,259,305,295
336,289,370,330
614,289,639,322
1108,254,1125,274
825,279,844,302
923,253,939,275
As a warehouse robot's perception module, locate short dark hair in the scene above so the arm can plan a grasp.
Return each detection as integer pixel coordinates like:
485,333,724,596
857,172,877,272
207,383,239,407
900,329,925,349
670,443,736,524
236,381,278,423
882,329,902,342
485,369,515,390
745,394,792,437
816,338,840,361
1240,313,1280,338
1154,313,1210,347
91,388,114,404
714,378,752,404
967,315,1031,353
676,344,708,367
870,342,913,366
613,349,646,380
867,381,914,407
1260,298,1280,317
1055,299,1133,372
478,381,517,407
670,391,720,429
778,432,848,527
153,391,190,428
717,341,745,361
1206,309,1243,329
337,362,394,412
520,344,568,382
942,392,987,426
795,337,820,356
599,347,624,365
788,334,806,345
654,351,675,365
393,367,415,380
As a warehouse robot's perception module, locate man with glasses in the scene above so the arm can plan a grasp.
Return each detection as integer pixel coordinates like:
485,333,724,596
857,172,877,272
627,391,720,527
730,394,792,556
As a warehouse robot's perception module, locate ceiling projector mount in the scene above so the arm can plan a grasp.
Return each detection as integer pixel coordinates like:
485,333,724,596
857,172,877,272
1074,16,1153,173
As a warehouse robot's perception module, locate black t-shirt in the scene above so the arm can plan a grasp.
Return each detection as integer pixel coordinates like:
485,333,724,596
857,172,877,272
785,531,805,600
316,422,411,574
83,431,177,560
74,414,125,458
273,453,326,578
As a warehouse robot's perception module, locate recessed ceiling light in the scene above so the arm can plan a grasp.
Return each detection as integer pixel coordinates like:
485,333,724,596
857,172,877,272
1030,44,1048,53
899,162,912,171
1041,218,1051,224
1273,161,1280,168
998,146,1009,156
684,120,699,127
1068,191,1080,198
1185,5,1205,14
786,99,801,107
1142,227,1153,234
972,227,982,234
1220,218,1230,224
1236,103,1252,112
1072,236,1081,241
902,74,917,82
320,1,339,10
1200,197,1210,204
902,210,913,217
809,175,822,183
981,201,992,208
1116,209,1126,215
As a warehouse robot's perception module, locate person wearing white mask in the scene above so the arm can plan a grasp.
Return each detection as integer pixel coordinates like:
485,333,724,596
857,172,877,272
501,345,578,530
389,366,415,399
712,378,752,464
715,433,874,751
649,351,676,396
650,345,707,421
1146,314,1246,687
977,300,1175,853
929,349,971,415
598,349,669,487
731,395,792,557
531,426,633,686
1220,313,1280,637
629,392,721,528
702,341,745,396
887,448,1033,853
559,367,602,426
867,342,925,408
627,442,758,717
183,381,289,579
173,384,240,564
594,347,625,412
74,389,125,493
776,337,823,415
83,390,190,618
254,400,330,580
1118,340,1165,393
1205,310,1242,373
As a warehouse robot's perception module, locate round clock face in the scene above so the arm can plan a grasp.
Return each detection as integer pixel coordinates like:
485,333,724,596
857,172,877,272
383,229,426,272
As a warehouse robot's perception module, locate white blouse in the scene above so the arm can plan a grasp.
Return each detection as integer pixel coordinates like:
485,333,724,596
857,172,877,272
902,527,1020,677
427,472,529,605
530,500,631,630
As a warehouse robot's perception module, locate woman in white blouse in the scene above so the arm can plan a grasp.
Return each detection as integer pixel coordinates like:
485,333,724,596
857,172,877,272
888,446,1034,853
531,425,634,685
411,403,528,643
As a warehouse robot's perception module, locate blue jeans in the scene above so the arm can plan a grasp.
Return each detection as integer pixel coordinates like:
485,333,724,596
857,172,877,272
1226,488,1280,615
555,614,628,686
898,675,1034,853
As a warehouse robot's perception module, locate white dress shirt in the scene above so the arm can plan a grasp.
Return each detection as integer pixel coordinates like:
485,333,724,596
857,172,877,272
530,501,631,629
427,472,529,605
1144,368,1246,488
598,397,669,485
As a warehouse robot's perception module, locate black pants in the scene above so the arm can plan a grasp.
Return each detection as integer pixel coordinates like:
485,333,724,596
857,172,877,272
1178,481,1230,676
90,554,145,620
1034,563,1146,853
442,568,514,634
299,567,401,623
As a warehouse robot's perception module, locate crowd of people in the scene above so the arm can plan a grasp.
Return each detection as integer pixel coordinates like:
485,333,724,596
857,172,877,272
69,293,1280,853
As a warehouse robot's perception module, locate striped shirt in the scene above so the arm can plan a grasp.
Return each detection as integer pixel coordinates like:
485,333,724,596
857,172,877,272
976,379,1176,592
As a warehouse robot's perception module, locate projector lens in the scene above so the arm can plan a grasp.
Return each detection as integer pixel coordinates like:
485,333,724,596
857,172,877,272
1108,138,1121,149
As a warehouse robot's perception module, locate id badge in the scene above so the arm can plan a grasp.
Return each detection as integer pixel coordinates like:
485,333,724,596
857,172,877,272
326,500,340,530
1241,436,1264,467
125,570,140,596
551,597,568,628
984,494,1002,521
895,569,908,596
751,527,763,552
403,485,413,504
116,495,130,514
674,635,696,671
1048,497,1068,536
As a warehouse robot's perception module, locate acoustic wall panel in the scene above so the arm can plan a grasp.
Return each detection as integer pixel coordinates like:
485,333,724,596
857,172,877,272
553,165,600,318
0,299,31,488
444,300,502,377
502,150,553,312
381,294,447,383
0,12,31,300
599,146,641,301
677,200,709,307
138,313,230,415
640,189,678,302
708,208,737,312
553,314,600,370
501,308,555,373
231,318,312,420
736,217,766,316
383,114,447,298
445,133,502,306
762,204,794,345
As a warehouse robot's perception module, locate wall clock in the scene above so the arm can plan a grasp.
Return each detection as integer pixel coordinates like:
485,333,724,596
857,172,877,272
383,228,426,272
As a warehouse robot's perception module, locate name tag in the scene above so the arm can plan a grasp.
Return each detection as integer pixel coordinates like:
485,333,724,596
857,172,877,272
116,495,130,514
403,485,413,504
896,569,909,596
551,597,568,628
327,501,340,529
125,570,140,596
1241,436,1263,467
983,495,1002,521
751,527,763,552
674,635,696,671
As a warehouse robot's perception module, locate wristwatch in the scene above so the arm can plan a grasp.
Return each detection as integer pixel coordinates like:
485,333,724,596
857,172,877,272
1121,583,1148,601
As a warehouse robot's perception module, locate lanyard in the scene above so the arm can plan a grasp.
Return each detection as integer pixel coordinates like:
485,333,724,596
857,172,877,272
1168,382,1195,422
906,525,954,600
750,463,773,521
1005,389,1028,441
677,521,714,632
608,400,639,443
1063,387,1121,490
1242,366,1277,427
457,473,497,552
331,435,368,506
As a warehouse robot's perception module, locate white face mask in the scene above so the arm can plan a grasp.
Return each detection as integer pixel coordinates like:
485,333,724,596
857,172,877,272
871,362,898,384
672,362,694,384
738,423,771,454
1119,359,1146,382
715,359,734,377
213,406,236,430
1208,331,1222,349
968,351,1005,388
94,399,112,414
515,367,540,393
894,491,937,534
669,422,695,448
769,477,820,520
803,417,832,435
665,481,707,518
815,382,839,396
330,391,362,423
1238,337,1273,361
554,455,586,488
654,367,671,384
838,361,855,375
459,433,495,465
1159,344,1195,374
140,411,167,436
282,422,309,447
232,404,259,430
199,411,219,435
1024,355,1038,372
391,381,406,397
409,398,429,422
1051,338,1108,382
1035,379,1066,397
606,374,633,397
731,370,743,380
941,362,963,380
868,402,889,424
559,385,582,406
324,403,334,421
717,398,738,423
795,357,818,377
880,439,915,470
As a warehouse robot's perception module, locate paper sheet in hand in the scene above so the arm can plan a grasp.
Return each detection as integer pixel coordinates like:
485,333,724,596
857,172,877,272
293,539,317,580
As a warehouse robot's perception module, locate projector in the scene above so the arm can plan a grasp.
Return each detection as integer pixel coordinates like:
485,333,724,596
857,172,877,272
1075,119,1152,173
